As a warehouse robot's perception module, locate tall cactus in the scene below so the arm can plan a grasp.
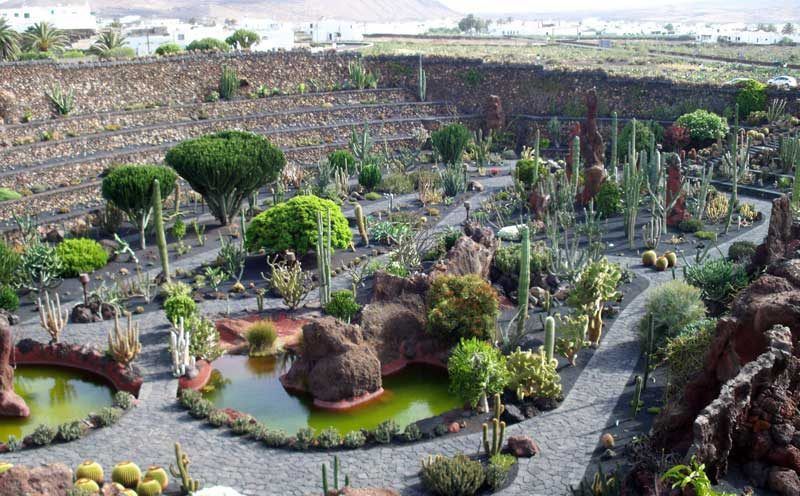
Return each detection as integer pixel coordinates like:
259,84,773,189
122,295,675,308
622,121,644,249
482,393,506,457
316,210,332,307
417,54,427,102
544,315,555,363
170,317,195,378
152,179,170,284
723,104,750,235
169,442,200,495
354,203,369,247
630,376,643,417
695,164,713,223
322,456,349,495
516,225,530,340
610,111,619,178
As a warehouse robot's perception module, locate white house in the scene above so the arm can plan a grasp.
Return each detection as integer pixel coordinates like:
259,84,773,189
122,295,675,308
304,19,364,43
0,0,97,31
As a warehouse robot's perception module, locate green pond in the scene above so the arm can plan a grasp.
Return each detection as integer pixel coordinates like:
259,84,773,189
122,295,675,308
0,365,116,442
202,355,461,434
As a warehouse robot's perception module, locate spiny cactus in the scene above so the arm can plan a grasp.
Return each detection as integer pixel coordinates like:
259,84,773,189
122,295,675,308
169,442,200,495
38,291,67,344
152,178,171,284
321,456,349,495
145,466,169,490
418,54,427,102
610,111,619,177
169,317,195,378
622,121,644,249
516,225,530,341
544,316,555,363
136,478,163,496
630,375,643,417
642,216,662,250
107,312,141,367
722,105,750,235
219,65,238,100
316,210,332,307
74,478,100,492
354,203,369,247
482,393,506,457
111,461,141,489
75,460,104,484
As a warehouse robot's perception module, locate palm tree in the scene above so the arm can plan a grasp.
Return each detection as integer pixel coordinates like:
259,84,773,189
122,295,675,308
23,22,68,53
0,19,20,61
90,29,127,55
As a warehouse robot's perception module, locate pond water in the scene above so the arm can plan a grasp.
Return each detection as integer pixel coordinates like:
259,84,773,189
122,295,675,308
0,365,116,442
202,355,460,434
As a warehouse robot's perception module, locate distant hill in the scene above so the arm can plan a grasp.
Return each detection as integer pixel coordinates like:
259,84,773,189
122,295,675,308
89,0,459,22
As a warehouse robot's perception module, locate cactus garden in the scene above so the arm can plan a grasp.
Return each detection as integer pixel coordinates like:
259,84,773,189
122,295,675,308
0,45,796,496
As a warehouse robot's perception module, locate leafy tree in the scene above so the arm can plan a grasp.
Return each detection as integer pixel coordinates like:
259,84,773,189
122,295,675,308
23,22,67,52
458,14,489,33
165,131,285,225
101,165,177,249
155,42,182,56
0,19,20,61
185,38,230,52
783,23,795,35
225,29,260,50
90,30,127,56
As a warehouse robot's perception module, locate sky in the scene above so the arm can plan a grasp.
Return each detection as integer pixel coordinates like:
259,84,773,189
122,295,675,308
438,0,697,14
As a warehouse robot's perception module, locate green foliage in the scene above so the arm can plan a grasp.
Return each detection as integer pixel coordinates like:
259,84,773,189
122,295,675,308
420,454,485,496
619,120,654,157
377,173,414,194
403,423,422,442
164,294,197,325
0,243,19,286
664,318,717,403
56,421,83,441
219,66,238,100
316,427,342,448
230,415,255,435
328,150,356,175
18,242,62,293
728,240,757,263
492,241,551,282
678,218,703,233
347,60,379,89
694,230,717,241
188,398,213,418
736,80,767,118
166,131,285,225
324,290,361,321
514,158,546,188
225,29,260,50
428,274,499,343
294,427,315,449
95,406,122,427
29,424,56,446
448,337,509,407
595,181,622,218
97,47,135,59
440,165,466,197
662,456,735,496
432,124,471,166
155,42,181,55
207,409,229,427
185,315,224,361
101,165,177,242
675,110,728,143
486,453,516,491
186,38,230,51
567,258,622,344
640,280,706,350
246,320,277,355
113,391,134,410
358,163,382,191
55,238,109,276
0,188,21,201
372,420,399,444
506,347,562,400
685,259,749,308
343,430,366,448
44,83,74,115
0,286,19,311
246,195,351,254
259,428,289,447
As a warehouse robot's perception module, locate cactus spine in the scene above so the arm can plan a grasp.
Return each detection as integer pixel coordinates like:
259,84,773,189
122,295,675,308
354,203,369,247
516,225,530,340
169,442,200,495
417,54,427,102
316,209,332,307
482,393,506,457
544,316,555,363
630,375,643,417
152,179,171,284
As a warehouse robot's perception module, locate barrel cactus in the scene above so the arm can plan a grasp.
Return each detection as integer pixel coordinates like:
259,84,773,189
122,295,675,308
641,250,657,266
112,461,141,488
145,466,169,490
136,478,164,496
74,478,100,492
76,460,104,484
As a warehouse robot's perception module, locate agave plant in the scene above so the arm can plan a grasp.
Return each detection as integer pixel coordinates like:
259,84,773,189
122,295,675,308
23,22,67,53
0,19,20,61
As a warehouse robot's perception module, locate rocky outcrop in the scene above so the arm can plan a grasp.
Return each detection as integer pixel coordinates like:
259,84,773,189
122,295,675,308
0,327,28,418
755,195,800,267
433,222,499,280
280,317,382,405
579,88,605,168
0,463,72,496
484,94,505,133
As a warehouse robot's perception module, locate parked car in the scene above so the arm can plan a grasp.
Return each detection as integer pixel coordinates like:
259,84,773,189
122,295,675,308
767,76,798,89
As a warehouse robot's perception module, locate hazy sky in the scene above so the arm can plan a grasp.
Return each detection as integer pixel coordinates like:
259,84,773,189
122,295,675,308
438,0,695,14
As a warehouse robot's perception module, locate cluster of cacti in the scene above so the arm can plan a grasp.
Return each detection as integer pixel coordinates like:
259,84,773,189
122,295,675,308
641,216,662,250
482,393,506,457
38,291,67,343
694,164,714,223
354,203,369,247
152,179,171,285
473,128,493,171
643,151,684,242
554,312,589,366
567,258,622,346
780,133,800,174
74,460,173,495
316,210,333,307
722,105,750,235
417,54,427,102
170,442,200,495
349,124,373,165
515,225,531,341
506,346,562,401
622,120,645,249
630,375,644,417
321,456,350,495
218,65,238,100
641,250,676,271
107,312,142,366
169,317,195,378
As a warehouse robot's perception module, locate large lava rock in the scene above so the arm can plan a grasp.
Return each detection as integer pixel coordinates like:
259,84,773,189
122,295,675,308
0,326,28,418
281,317,382,404
433,222,499,280
0,463,72,496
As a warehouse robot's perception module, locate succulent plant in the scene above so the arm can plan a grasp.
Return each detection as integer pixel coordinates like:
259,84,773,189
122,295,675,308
136,477,163,496
76,460,104,484
641,250,657,267
144,466,169,490
74,478,100,492
111,461,141,488
664,251,677,267
655,257,669,271
0,462,11,474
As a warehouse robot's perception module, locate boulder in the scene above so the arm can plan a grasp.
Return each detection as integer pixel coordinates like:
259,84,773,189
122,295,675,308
581,164,607,205
0,327,28,417
579,88,605,168
769,468,800,496
506,435,539,457
433,223,499,280
484,95,505,133
0,464,72,496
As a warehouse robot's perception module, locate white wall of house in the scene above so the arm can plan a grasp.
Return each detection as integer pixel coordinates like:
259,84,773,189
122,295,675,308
0,0,97,31
305,19,364,43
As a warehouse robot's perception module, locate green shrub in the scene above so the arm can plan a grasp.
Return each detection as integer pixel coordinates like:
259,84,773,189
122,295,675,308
428,274,499,343
377,173,414,194
207,409,230,427
113,391,134,410
0,286,19,311
0,188,21,201
328,150,356,175
675,110,728,144
506,347,561,400
358,163,382,192
55,238,108,276
736,80,767,119
324,290,361,321
639,280,706,349
294,427,315,449
448,337,509,408
29,424,56,446
492,241,551,281
164,294,197,325
0,242,20,286
685,259,749,308
420,454,485,496
246,195,351,254
316,427,342,448
432,123,471,166
94,407,122,427
166,131,285,225
365,192,381,201
678,218,703,233
728,240,757,263
188,398,213,418
664,318,717,403
486,453,516,491
403,423,422,442
514,158,546,188
343,430,366,448
594,181,622,218
185,315,223,361
186,38,230,51
694,230,717,241
260,428,289,447
56,421,83,441
219,66,238,100
101,165,177,246
18,243,62,293
619,120,654,156
155,42,182,56
230,415,255,435
373,420,399,444
246,320,278,355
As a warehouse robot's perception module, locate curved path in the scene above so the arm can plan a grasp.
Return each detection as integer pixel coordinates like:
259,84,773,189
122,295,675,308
0,189,774,495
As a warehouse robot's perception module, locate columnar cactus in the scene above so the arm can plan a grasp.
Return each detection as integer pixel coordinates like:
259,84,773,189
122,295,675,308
152,179,171,284
516,225,530,340
169,442,200,495
482,393,506,457
544,316,555,363
354,203,369,247
316,210,332,307
169,317,195,378
630,375,643,417
107,312,141,367
418,54,427,102
610,111,619,176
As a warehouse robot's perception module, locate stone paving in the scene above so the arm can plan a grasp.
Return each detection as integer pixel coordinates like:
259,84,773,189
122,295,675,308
0,188,774,495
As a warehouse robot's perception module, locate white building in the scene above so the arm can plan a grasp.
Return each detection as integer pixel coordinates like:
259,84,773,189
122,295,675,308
0,0,97,31
304,19,364,43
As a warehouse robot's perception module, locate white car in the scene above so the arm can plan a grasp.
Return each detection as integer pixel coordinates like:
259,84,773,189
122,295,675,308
767,76,798,89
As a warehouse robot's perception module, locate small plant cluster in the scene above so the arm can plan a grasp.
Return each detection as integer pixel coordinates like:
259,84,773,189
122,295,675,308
420,450,517,495
641,250,677,272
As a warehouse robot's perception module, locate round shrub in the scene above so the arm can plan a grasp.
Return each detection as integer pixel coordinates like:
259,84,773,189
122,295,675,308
245,195,351,254
358,163,382,192
447,337,509,408
431,123,471,166
343,430,366,449
639,280,706,350
664,318,717,403
618,120,654,156
736,80,767,119
594,181,622,218
0,242,20,286
55,238,109,276
164,294,197,325
678,218,703,233
421,454,485,496
186,38,230,51
324,290,361,322
328,150,356,175
728,240,757,263
165,131,286,225
514,158,546,188
0,286,18,312
675,110,728,144
246,320,278,356
155,42,182,56
427,274,499,343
